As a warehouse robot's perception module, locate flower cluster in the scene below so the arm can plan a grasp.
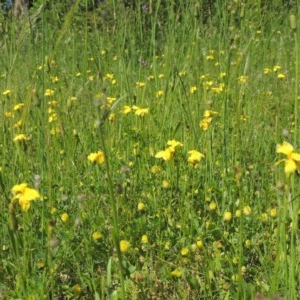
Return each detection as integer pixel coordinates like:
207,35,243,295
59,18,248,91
199,110,218,131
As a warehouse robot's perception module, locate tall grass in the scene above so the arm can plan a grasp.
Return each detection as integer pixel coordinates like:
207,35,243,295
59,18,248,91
0,0,299,299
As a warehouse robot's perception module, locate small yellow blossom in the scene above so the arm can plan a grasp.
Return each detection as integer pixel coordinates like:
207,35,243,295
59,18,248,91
209,202,217,211
141,235,148,244
167,139,183,149
120,240,131,253
273,65,281,72
206,55,214,60
158,74,164,79
204,110,218,118
189,86,197,94
178,71,187,77
151,165,161,174
73,284,82,295
276,141,300,176
243,206,252,216
188,150,205,166
50,76,59,83
162,180,170,188
11,183,40,212
238,75,249,83
44,89,55,96
13,103,24,111
121,105,132,114
181,247,189,256
270,208,277,218
223,211,232,221
3,89,11,96
136,81,146,88
61,213,69,222
199,117,212,130
196,240,203,249
5,111,14,118
92,231,102,241
277,73,285,79
155,147,174,161
137,202,145,211
14,134,29,142
132,106,149,117
156,90,164,97
235,210,242,217
264,68,272,74
171,268,182,278
147,75,154,81
87,151,105,165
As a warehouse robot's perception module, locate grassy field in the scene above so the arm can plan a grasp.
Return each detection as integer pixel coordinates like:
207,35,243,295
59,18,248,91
0,1,300,299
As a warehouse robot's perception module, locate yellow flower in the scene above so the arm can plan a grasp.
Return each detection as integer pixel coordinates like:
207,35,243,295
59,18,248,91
151,165,161,174
223,211,232,221
120,240,130,253
132,105,149,117
136,81,146,88
121,105,132,114
137,202,145,211
189,86,197,94
243,205,252,216
196,240,203,249
270,208,277,218
3,89,11,96
13,103,24,111
11,183,40,212
155,147,174,161
167,139,183,149
87,151,105,165
277,73,285,79
180,247,189,256
188,150,205,166
276,141,300,176
203,110,218,118
238,75,248,83
141,235,148,244
44,89,55,96
73,284,82,295
171,268,182,278
61,213,69,222
199,117,212,130
14,134,29,142
209,202,217,211
92,231,102,241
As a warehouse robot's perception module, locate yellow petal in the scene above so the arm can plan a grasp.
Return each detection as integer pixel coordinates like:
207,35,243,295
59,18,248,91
285,159,297,175
276,141,294,155
21,188,40,201
11,183,28,194
19,198,31,212
291,152,300,161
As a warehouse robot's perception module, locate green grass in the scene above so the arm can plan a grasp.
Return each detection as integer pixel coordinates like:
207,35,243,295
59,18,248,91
0,1,300,299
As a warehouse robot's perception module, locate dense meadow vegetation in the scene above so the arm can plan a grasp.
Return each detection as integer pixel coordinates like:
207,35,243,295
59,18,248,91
0,0,300,299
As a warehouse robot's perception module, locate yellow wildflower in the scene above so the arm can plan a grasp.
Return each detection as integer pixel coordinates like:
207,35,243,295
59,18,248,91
141,235,148,244
132,105,149,117
13,134,29,142
223,211,232,221
13,103,24,111
44,89,55,96
87,151,105,165
155,147,174,161
61,213,69,222
121,105,132,114
189,86,197,94
11,183,40,212
3,89,11,96
181,247,189,256
276,141,300,176
92,231,102,241
188,150,205,166
120,240,131,253
171,268,182,278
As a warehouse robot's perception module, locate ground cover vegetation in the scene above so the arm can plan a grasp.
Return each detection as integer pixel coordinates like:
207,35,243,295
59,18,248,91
0,0,300,299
